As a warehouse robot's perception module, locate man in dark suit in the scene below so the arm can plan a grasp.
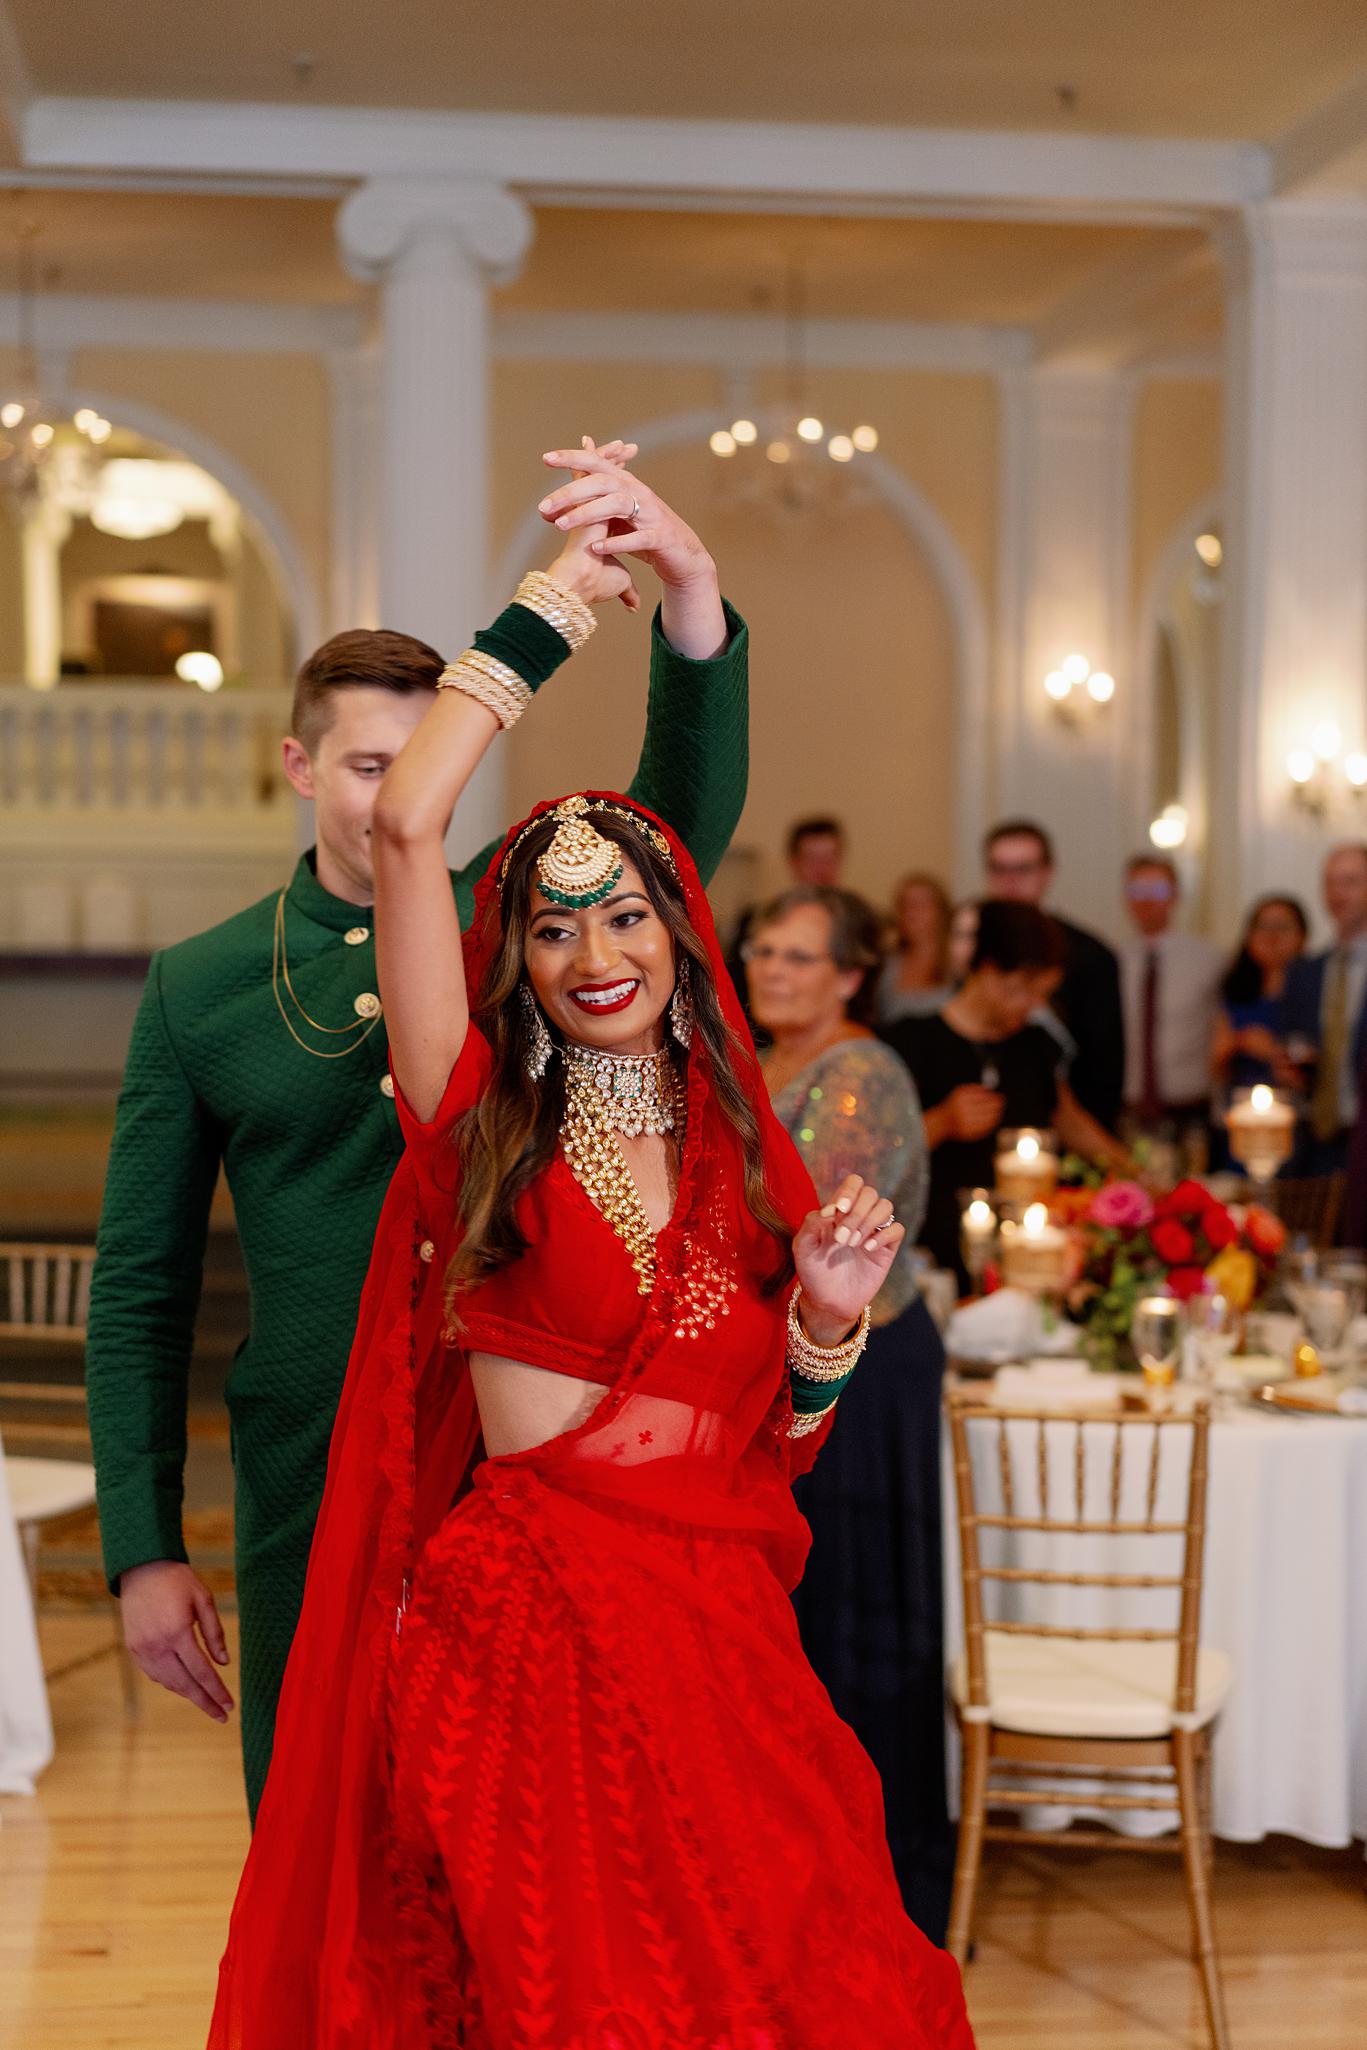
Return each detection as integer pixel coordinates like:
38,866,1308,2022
983,818,1125,1132
1280,842,1367,1176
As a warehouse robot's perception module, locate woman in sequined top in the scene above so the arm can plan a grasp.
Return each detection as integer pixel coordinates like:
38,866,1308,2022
747,887,958,1945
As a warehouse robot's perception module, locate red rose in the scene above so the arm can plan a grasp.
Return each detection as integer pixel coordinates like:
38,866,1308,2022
1166,1266,1208,1303
1244,1205,1287,1259
1150,1218,1196,1265
1155,1179,1209,1221
1201,1204,1239,1251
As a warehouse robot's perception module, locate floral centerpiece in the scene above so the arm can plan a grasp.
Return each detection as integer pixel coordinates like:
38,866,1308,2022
1058,1177,1286,1370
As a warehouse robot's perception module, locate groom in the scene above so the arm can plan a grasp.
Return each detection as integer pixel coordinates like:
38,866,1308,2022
86,444,748,1819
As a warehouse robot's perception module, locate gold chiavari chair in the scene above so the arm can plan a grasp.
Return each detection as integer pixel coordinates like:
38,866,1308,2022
0,1242,138,1714
944,1390,1231,2050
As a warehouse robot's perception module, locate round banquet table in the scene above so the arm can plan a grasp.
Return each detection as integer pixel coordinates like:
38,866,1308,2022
942,1400,1367,1847
0,1428,54,1794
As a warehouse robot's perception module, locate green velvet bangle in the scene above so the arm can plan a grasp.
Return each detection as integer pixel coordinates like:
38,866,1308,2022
472,602,571,694
789,1364,856,1414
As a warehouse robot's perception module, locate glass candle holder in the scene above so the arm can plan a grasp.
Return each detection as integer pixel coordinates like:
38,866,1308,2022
958,1188,997,1294
994,1127,1059,1206
1224,1084,1295,1188
999,1200,1069,1296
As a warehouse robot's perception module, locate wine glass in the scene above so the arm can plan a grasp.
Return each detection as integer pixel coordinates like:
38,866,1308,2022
1189,1288,1238,1408
1298,1278,1354,1365
1132,1293,1184,1401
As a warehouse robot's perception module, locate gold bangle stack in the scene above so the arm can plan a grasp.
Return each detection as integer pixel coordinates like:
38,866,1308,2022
785,1293,871,1383
789,1406,833,1440
436,648,534,730
513,569,597,651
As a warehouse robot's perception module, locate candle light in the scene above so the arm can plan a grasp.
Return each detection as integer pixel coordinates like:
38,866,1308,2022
958,1188,997,1293
995,1127,1059,1205
1225,1083,1295,1185
1000,1200,1069,1294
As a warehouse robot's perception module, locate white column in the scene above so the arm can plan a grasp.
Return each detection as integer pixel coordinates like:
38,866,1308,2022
22,500,72,689
1213,201,1367,940
337,177,532,860
994,365,1136,935
325,338,381,635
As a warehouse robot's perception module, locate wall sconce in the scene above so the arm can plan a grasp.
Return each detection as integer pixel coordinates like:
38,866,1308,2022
1287,721,1367,816
1043,652,1115,723
1148,803,1189,851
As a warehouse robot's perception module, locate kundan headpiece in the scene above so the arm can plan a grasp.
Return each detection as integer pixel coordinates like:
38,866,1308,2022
500,792,677,910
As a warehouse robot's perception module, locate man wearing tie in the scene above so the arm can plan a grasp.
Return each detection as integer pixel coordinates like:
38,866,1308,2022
1119,854,1221,1139
1281,843,1367,1175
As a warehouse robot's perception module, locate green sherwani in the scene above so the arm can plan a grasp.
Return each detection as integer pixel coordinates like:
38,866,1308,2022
86,603,748,1818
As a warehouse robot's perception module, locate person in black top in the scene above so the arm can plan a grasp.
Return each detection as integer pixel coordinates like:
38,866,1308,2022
883,900,1134,1286
983,818,1126,1133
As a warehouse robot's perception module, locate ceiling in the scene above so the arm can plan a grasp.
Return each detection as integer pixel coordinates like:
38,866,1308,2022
9,1,1367,140
0,189,1223,356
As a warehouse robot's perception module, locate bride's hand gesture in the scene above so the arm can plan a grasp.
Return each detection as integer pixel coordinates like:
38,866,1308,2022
792,1175,905,1342
540,436,646,614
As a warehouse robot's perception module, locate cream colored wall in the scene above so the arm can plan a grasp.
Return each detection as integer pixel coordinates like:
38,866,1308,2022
493,359,992,918
1131,376,1222,619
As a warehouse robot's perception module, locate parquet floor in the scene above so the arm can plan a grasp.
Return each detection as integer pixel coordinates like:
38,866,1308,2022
2,1614,1364,2049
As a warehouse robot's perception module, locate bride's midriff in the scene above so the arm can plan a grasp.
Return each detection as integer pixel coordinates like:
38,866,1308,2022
469,1349,610,1457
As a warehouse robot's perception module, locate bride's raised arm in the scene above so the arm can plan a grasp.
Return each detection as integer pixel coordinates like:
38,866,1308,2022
374,469,635,1122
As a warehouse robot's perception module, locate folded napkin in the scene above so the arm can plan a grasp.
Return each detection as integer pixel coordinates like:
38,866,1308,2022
947,1287,1079,1363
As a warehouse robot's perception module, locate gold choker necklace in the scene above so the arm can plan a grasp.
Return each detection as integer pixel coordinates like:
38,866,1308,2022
561,1042,679,1138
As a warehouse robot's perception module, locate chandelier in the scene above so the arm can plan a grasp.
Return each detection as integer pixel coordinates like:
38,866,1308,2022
706,263,878,510
0,223,111,510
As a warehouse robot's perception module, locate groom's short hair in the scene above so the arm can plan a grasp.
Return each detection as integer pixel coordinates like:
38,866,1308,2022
291,628,444,752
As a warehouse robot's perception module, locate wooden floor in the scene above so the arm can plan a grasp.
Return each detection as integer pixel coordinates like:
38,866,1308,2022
3,1615,1364,2049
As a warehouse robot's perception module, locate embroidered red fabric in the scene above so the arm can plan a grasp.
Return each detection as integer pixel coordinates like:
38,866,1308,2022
206,794,974,2050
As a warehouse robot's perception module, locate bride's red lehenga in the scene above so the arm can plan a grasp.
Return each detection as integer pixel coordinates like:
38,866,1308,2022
207,795,974,2050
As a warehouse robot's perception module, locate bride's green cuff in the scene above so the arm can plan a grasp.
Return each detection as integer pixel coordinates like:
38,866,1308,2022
789,1365,855,1414
472,602,573,695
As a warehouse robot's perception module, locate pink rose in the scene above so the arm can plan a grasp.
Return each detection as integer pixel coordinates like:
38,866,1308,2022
1088,1181,1155,1231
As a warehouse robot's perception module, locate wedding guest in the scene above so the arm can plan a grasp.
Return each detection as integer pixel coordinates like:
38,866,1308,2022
946,900,979,986
984,818,1125,1132
1281,843,1367,1173
1119,855,1222,1132
884,900,1134,1287
746,886,956,1944
875,871,952,1025
727,815,848,1005
1212,894,1309,1090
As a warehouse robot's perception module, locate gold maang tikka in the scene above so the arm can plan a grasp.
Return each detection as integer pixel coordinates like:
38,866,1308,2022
501,794,677,909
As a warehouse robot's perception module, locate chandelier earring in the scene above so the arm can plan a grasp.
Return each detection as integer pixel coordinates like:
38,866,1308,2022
521,983,554,1080
670,955,694,1050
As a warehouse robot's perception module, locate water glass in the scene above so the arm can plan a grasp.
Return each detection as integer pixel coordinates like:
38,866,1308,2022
1132,1294,1183,1395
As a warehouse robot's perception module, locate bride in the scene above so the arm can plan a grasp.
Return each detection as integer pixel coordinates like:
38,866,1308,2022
207,446,974,2050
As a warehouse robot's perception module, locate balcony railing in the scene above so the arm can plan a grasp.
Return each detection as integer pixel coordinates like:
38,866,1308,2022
0,681,295,815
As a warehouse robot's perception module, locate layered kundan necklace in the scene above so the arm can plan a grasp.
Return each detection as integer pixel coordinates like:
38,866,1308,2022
560,1042,686,1295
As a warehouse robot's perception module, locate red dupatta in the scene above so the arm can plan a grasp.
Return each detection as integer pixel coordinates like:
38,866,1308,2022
206,795,823,2048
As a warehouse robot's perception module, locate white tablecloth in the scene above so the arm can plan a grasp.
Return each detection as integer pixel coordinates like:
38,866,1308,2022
943,1404,1367,1847
0,1430,53,1795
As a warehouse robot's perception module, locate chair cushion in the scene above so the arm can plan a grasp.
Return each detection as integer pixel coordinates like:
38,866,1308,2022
5,1454,98,1525
950,1629,1234,1738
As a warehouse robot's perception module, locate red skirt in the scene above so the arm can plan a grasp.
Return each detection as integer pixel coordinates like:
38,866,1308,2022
386,1462,975,2050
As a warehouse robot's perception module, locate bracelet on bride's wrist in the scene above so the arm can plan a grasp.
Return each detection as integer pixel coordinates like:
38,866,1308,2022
513,569,597,651
436,649,534,730
786,1292,871,1385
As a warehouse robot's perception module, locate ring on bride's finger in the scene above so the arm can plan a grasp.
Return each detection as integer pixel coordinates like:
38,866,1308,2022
628,496,641,522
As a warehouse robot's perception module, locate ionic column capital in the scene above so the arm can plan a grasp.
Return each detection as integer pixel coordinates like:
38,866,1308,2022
337,176,533,287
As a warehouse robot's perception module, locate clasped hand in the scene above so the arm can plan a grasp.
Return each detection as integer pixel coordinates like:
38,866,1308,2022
793,1174,904,1343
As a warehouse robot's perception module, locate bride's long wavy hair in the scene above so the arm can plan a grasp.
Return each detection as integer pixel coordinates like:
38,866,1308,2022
445,811,793,1313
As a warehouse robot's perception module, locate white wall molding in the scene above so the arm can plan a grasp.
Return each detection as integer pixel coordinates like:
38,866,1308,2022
56,383,322,664
25,98,1270,214
1131,489,1223,868
0,291,363,355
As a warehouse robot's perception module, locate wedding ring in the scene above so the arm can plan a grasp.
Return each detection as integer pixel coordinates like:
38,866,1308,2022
628,496,641,523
